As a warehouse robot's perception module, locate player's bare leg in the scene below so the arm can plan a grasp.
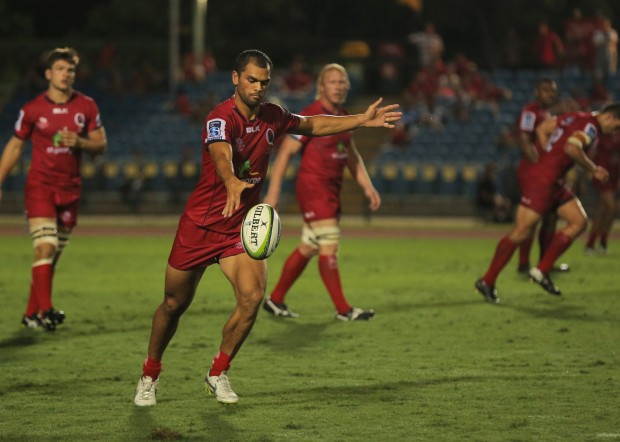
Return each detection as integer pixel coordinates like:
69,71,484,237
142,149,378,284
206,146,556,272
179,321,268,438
477,205,540,302
530,198,588,295
135,265,204,406
205,253,266,404
147,265,204,360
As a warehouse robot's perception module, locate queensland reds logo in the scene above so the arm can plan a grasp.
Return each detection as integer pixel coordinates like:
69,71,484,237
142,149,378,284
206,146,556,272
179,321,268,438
74,113,85,128
266,128,275,146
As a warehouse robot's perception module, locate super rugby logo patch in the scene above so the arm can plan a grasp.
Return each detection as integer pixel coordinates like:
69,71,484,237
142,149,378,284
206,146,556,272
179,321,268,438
584,123,597,142
206,118,226,142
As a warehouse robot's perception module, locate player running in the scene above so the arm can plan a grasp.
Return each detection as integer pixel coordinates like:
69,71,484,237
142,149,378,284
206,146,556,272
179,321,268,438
515,78,569,274
0,47,107,330
475,103,620,302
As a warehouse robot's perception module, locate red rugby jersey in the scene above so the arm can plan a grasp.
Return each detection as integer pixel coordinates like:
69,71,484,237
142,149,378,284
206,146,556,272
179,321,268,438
14,91,102,189
294,100,352,188
531,111,601,184
184,97,300,233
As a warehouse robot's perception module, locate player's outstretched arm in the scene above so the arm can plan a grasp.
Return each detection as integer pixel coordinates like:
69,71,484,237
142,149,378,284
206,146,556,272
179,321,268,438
208,141,255,217
564,133,609,183
0,136,26,203
294,98,402,137
263,136,302,210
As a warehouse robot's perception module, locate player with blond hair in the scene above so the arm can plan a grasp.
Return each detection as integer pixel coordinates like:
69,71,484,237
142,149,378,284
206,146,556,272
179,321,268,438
263,63,380,321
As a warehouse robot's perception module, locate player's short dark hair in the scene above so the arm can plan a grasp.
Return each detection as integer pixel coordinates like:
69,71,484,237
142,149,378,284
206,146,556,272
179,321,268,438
600,103,620,119
47,47,80,69
234,49,272,74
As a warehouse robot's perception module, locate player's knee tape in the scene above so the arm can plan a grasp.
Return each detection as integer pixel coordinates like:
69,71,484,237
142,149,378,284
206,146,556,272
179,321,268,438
303,225,340,246
30,223,59,248
57,231,70,253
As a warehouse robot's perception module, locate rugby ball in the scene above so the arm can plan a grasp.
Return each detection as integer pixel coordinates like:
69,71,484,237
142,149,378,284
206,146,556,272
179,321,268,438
241,203,281,260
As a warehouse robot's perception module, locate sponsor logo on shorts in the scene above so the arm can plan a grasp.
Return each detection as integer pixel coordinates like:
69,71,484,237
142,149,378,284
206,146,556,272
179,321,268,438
207,119,226,141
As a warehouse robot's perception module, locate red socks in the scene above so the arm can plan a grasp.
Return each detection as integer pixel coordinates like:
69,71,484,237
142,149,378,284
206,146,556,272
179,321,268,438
269,248,310,304
143,357,162,380
538,232,572,273
318,255,351,315
25,282,39,317
32,263,53,313
483,235,518,286
518,235,534,267
209,351,231,377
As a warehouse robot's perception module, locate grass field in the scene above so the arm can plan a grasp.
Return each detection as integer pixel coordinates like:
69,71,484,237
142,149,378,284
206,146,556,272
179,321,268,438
0,218,618,441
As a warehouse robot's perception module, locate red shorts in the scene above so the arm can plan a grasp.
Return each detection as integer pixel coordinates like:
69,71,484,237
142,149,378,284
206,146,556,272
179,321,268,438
518,177,575,214
168,214,245,270
296,177,341,223
24,183,80,228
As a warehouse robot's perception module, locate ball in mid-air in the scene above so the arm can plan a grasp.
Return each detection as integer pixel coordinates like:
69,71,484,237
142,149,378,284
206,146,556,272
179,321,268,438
241,203,281,260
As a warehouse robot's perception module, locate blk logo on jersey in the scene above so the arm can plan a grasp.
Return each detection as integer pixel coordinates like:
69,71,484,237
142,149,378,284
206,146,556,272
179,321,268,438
53,108,68,114
207,119,226,141
246,125,261,133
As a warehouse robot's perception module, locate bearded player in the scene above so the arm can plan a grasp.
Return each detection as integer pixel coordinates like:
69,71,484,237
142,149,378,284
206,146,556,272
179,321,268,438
133,50,401,407
263,63,379,321
475,103,620,302
0,47,107,330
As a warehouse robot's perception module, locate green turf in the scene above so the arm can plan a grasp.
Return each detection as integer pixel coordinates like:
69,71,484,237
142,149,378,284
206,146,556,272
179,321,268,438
0,228,618,441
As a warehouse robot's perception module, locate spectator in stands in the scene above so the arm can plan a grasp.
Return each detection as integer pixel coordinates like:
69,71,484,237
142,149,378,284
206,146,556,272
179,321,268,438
408,22,444,70
280,54,314,98
564,8,596,73
120,149,148,212
592,18,618,84
532,21,565,69
476,162,513,223
171,86,193,117
502,28,523,71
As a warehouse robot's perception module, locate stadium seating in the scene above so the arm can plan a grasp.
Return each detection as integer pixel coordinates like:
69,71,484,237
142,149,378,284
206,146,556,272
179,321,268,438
0,68,612,208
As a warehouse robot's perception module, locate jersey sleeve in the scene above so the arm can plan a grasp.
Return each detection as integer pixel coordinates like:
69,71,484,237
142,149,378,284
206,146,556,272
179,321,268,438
86,99,103,132
519,110,536,133
204,109,233,148
13,105,34,140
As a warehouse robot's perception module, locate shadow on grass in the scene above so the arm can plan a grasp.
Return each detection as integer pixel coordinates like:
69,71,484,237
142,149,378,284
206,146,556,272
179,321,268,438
254,320,330,353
